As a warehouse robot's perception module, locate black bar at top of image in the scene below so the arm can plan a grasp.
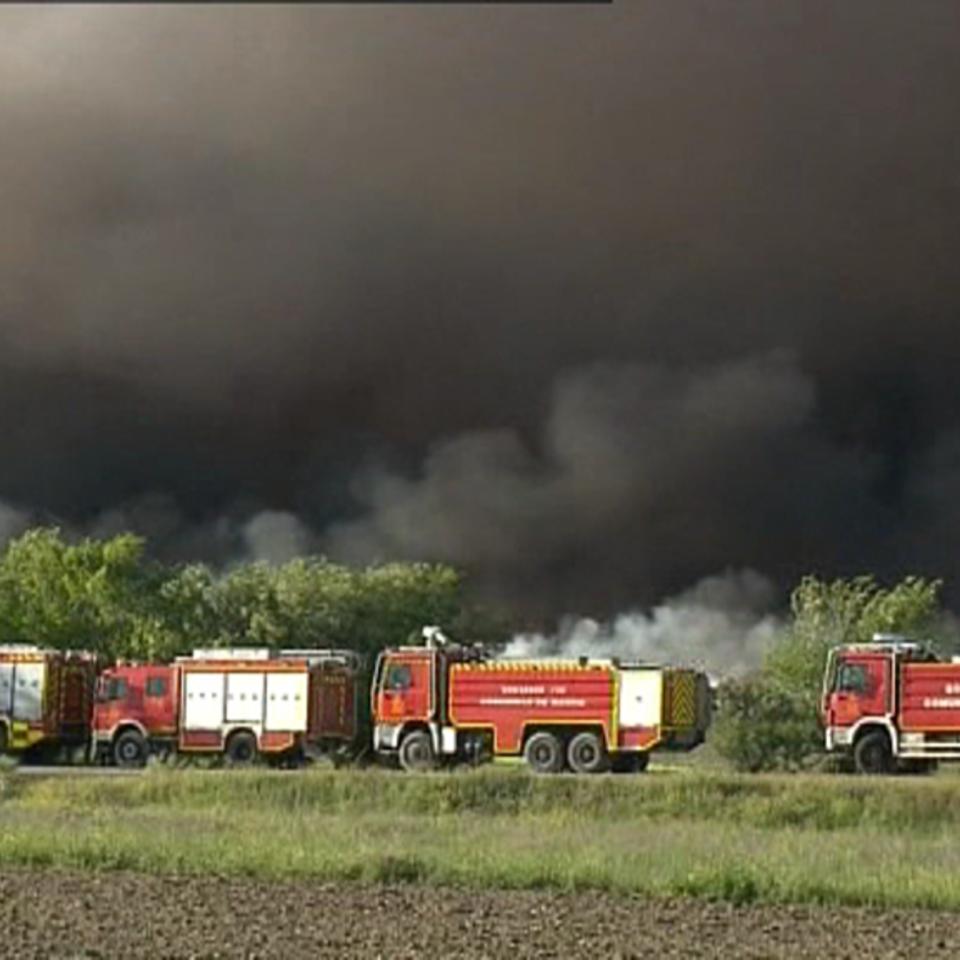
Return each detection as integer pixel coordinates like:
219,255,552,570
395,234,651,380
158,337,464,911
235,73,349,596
6,1,613,5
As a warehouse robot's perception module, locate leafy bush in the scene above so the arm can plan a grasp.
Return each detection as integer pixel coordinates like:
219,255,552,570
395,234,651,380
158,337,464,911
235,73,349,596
712,678,822,772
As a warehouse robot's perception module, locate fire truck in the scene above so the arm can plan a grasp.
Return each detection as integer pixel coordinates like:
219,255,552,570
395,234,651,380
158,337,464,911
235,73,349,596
821,633,960,774
0,646,97,757
92,648,360,767
371,629,712,772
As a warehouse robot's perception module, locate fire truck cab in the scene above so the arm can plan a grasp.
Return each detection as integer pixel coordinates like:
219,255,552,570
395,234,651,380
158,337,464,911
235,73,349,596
93,663,179,766
371,632,485,771
821,633,954,774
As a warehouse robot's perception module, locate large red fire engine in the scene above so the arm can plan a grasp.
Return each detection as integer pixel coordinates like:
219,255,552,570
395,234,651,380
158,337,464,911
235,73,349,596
0,646,96,757
821,633,960,774
370,629,711,772
92,648,359,767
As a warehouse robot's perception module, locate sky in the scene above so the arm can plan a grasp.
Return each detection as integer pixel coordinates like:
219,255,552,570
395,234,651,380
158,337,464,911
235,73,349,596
1,3,960,622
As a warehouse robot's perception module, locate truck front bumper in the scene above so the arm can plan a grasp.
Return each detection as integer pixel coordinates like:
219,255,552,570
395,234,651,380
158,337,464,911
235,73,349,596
825,726,853,751
373,724,402,752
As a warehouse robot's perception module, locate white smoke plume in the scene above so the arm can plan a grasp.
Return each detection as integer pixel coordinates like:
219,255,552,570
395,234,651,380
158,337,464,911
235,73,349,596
505,568,782,679
241,510,316,565
90,494,321,567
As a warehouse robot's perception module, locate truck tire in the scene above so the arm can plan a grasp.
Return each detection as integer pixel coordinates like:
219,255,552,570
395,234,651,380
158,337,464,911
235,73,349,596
612,751,650,773
567,731,609,774
0,724,7,755
225,731,259,767
113,730,148,769
854,730,893,775
523,731,564,774
399,730,436,772
900,758,937,776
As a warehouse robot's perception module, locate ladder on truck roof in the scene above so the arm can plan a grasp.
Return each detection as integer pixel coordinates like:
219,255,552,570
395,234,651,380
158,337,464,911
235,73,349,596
183,647,362,669
0,645,93,658
280,648,362,668
834,634,932,658
185,648,272,661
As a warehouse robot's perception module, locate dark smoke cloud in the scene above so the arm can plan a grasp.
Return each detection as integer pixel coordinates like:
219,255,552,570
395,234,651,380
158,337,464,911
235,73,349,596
325,351,881,613
2,3,960,620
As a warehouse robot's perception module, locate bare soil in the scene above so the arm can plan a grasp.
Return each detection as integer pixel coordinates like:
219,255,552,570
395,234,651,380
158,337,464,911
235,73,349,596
1,870,959,959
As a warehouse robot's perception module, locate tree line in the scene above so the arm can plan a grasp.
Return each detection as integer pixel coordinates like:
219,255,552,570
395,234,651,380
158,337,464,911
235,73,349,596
0,527,501,665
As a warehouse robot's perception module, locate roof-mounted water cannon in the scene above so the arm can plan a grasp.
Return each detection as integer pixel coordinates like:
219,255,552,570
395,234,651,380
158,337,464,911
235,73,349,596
421,625,450,648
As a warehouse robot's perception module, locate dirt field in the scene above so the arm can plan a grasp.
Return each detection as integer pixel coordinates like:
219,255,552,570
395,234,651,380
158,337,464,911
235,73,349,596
2,870,960,959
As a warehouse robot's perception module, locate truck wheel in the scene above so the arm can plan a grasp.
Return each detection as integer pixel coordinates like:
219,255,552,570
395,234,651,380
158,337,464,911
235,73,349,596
113,730,148,769
900,758,937,776
854,731,893,775
612,752,650,773
523,731,564,774
0,724,7,755
567,732,609,774
225,731,258,767
399,731,436,772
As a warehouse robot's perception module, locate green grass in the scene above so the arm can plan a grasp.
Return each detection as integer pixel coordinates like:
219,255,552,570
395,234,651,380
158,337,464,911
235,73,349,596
4,766,960,909
16,764,960,830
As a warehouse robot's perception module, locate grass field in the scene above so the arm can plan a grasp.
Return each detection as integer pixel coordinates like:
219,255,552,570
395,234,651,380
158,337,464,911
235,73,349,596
3,764,960,909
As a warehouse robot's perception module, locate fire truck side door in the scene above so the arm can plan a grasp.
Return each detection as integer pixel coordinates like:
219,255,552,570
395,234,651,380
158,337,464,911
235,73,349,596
376,654,433,722
831,656,890,727
0,662,13,715
94,673,131,733
12,662,44,723
143,669,176,734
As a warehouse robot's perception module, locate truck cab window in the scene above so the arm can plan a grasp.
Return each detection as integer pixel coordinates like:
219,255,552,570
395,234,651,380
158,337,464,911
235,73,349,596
96,677,128,703
836,663,867,694
146,677,168,698
385,663,412,691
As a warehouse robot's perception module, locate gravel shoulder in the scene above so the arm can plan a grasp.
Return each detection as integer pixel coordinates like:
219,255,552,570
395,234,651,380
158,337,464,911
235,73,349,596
2,869,959,959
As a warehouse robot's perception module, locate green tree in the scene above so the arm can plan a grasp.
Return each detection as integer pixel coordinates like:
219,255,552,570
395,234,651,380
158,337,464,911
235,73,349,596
198,558,467,658
139,562,221,662
0,528,156,658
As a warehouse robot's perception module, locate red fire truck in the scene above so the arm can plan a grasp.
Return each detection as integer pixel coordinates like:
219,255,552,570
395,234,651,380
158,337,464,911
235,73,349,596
821,633,960,774
0,646,97,757
371,629,711,772
92,648,360,767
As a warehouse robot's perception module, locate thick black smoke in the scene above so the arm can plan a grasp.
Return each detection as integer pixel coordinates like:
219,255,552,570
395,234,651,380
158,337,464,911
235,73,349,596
2,4,960,621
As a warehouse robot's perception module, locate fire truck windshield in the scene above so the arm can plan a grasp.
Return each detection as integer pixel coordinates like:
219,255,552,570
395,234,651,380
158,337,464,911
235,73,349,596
835,662,868,693
385,663,412,691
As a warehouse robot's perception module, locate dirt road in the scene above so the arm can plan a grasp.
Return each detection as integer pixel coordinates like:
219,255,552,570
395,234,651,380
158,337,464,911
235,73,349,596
1,870,958,958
